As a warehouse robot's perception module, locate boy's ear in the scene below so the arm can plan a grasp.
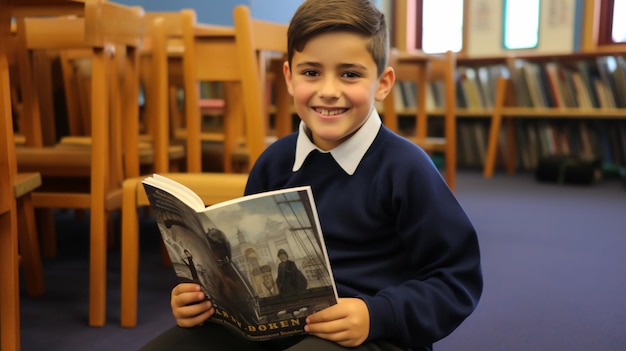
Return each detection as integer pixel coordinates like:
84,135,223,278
283,61,294,96
375,66,395,102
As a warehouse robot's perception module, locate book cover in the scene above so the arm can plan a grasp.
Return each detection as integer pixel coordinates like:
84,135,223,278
142,174,338,341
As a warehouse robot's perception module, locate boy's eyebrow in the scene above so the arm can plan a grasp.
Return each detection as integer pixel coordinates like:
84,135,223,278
295,61,368,70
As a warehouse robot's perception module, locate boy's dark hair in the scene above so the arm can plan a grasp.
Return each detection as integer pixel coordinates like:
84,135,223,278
287,0,389,76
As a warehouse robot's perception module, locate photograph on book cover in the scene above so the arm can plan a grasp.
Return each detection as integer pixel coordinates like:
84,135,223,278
145,184,337,340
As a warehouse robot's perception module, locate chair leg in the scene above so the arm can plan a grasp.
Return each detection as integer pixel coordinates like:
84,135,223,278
107,213,117,250
17,195,44,297
0,210,21,351
89,206,108,327
121,179,140,327
36,208,56,259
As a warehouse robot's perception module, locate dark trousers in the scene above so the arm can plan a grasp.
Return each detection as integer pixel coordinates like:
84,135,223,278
140,322,423,351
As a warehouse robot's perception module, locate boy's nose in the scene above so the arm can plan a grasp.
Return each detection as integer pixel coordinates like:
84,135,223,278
318,77,340,99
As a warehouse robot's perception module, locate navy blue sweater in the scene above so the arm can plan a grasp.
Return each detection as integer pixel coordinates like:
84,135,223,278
245,126,482,349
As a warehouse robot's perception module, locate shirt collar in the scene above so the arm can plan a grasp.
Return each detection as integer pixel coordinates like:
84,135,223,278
292,108,382,175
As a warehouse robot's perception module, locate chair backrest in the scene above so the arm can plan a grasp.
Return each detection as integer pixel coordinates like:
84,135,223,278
1,12,22,348
0,45,20,351
16,4,144,182
180,5,288,172
1,35,17,216
233,4,288,169
141,10,193,173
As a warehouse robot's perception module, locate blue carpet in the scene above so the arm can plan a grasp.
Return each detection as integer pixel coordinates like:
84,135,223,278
19,171,626,351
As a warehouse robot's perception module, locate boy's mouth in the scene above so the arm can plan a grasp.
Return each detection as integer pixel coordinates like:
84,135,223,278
313,107,348,116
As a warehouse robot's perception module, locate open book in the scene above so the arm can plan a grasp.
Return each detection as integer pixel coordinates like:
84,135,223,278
142,174,338,340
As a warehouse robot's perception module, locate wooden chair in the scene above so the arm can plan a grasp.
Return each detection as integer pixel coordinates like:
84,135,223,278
383,50,457,190
57,10,192,176
1,9,44,351
13,3,145,327
15,173,45,298
180,5,288,173
57,46,185,176
0,46,22,350
119,5,289,327
2,16,45,299
137,10,199,174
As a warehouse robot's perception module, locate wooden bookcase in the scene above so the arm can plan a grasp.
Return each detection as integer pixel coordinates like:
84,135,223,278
476,51,626,177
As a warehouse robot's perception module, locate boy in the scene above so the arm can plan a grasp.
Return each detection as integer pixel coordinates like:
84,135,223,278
141,0,482,350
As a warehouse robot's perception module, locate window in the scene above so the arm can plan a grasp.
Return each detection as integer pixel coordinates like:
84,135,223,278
421,0,464,54
503,0,540,49
612,0,626,42
599,0,626,45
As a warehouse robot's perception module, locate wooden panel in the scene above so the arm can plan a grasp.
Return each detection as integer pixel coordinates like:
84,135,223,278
1,3,21,350
84,1,144,47
193,38,240,81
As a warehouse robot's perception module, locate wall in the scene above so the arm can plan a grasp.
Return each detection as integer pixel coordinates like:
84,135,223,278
118,0,302,25
466,0,583,57
248,0,301,24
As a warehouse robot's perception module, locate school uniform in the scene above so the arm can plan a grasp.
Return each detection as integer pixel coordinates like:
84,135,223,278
141,109,482,351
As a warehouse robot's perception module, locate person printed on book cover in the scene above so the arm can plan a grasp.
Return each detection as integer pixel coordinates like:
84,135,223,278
275,249,308,296
182,249,201,284
203,227,258,326
140,0,482,350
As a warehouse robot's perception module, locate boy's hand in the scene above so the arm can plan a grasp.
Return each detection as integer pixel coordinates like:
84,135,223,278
170,283,214,327
304,297,370,347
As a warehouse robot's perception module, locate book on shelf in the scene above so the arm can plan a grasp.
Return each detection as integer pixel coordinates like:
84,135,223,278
614,57,626,108
596,56,621,108
142,174,338,341
544,62,566,108
506,59,532,108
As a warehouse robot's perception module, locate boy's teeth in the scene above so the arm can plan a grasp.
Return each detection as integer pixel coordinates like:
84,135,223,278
317,108,345,116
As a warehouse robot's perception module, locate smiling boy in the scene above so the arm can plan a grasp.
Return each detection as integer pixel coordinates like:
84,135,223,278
141,1,482,350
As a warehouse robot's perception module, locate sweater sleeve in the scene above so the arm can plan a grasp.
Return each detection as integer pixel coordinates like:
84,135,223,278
359,161,482,348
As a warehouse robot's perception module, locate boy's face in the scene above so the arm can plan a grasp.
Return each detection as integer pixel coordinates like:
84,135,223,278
283,32,394,151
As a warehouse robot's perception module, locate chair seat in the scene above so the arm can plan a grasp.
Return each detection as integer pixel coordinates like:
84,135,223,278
173,129,228,143
57,136,186,165
14,134,26,146
57,135,91,146
132,172,249,206
14,173,42,198
16,147,92,176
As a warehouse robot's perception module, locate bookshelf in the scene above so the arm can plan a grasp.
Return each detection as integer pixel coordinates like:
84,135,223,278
379,0,626,178
375,49,626,178
476,51,626,177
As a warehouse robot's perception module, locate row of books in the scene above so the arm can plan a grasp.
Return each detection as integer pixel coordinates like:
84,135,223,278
390,54,626,111
508,56,626,109
456,65,507,110
512,119,626,171
452,119,626,172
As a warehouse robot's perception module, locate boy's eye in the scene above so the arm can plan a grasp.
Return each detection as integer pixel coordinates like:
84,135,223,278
302,70,319,77
342,71,361,78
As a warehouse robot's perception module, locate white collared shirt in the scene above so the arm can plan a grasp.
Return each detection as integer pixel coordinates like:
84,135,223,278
292,108,382,175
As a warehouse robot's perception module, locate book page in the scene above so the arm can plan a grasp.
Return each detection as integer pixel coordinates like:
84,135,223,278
142,174,205,211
